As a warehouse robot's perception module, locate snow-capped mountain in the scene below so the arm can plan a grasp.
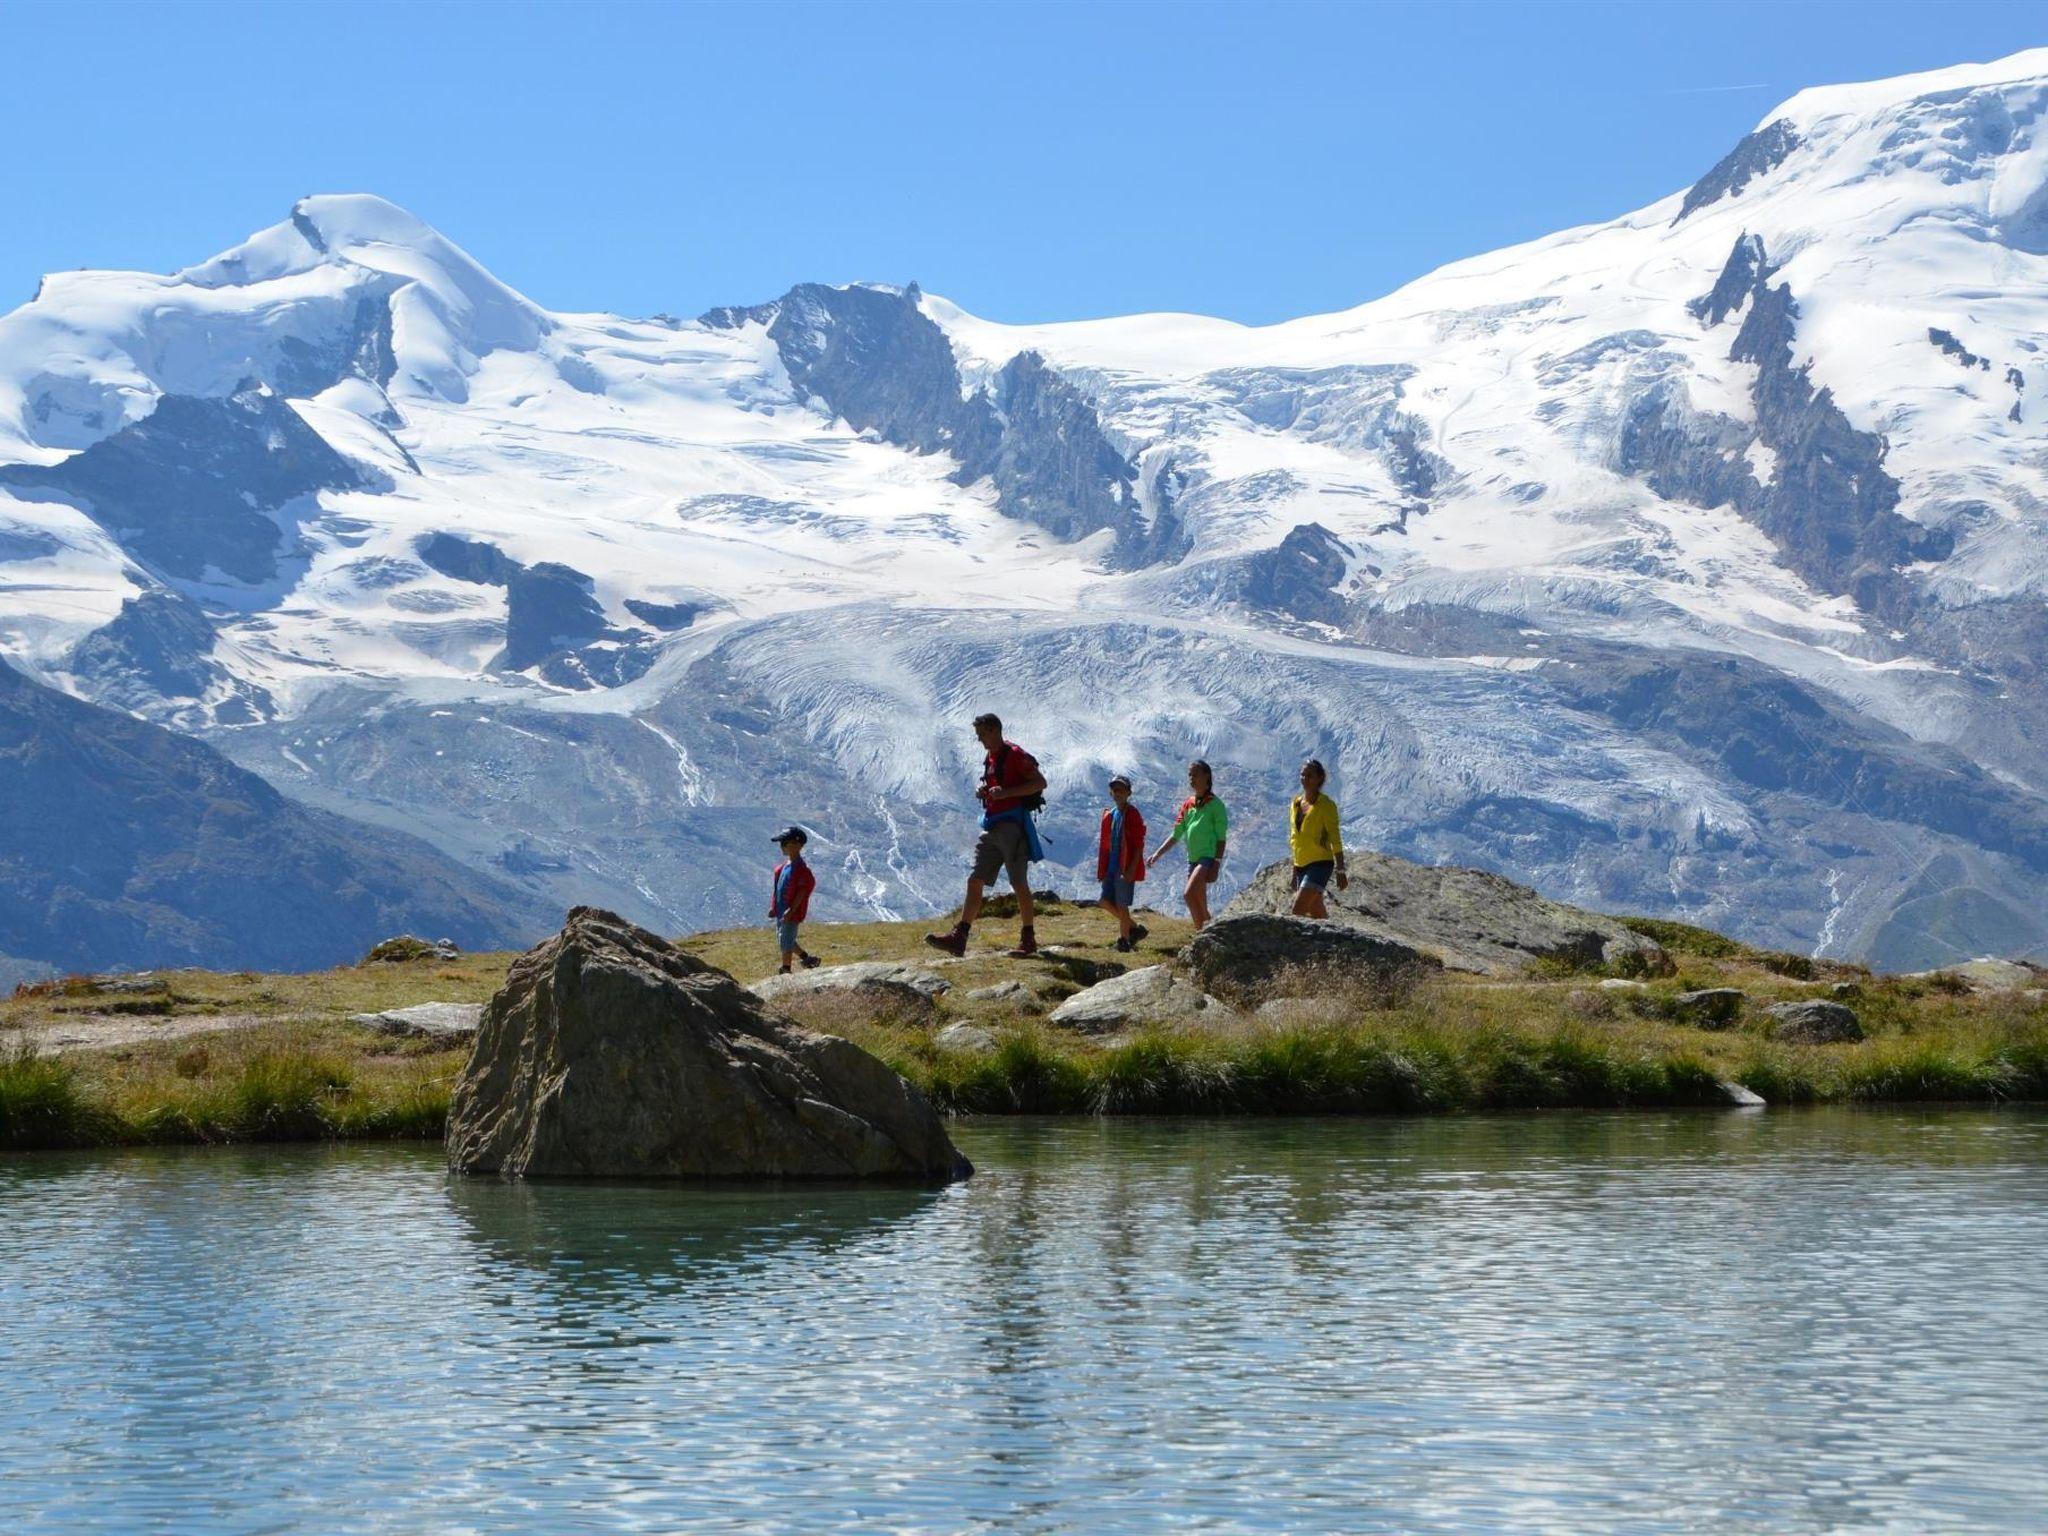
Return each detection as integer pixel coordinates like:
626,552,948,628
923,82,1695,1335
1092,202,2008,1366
4,51,2047,971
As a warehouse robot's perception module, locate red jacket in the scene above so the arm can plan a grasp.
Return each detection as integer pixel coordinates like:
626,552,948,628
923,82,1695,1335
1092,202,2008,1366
1097,805,1148,882
770,858,815,923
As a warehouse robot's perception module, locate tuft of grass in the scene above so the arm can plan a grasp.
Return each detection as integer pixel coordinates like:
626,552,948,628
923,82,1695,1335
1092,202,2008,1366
0,1044,113,1149
1620,916,1753,961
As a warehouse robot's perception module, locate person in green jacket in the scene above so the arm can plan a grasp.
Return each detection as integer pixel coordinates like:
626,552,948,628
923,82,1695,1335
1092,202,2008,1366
1147,759,1228,930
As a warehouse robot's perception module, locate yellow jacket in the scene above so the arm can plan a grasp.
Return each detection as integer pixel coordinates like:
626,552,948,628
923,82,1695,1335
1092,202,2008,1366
1288,794,1343,867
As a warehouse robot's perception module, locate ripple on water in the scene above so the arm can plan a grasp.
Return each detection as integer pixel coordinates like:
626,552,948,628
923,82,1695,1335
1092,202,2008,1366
2,1110,2046,1533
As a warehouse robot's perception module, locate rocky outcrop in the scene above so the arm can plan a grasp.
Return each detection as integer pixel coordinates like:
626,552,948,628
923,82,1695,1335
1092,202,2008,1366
1181,913,1439,1000
1677,119,1800,221
0,385,367,584
1048,965,1238,1035
1222,851,1669,976
703,282,1183,568
414,533,653,688
1906,958,2046,993
353,1001,482,1042
447,908,970,1181
752,962,951,1015
1765,999,1865,1044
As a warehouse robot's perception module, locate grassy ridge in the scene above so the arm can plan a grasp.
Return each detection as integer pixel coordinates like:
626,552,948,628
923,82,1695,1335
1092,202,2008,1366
4,903,2045,1151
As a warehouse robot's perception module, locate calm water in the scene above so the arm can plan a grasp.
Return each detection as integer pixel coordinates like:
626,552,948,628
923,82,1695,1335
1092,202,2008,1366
4,1111,2046,1533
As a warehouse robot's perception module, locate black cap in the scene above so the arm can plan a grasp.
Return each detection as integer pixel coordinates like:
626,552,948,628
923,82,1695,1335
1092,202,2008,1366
772,826,808,845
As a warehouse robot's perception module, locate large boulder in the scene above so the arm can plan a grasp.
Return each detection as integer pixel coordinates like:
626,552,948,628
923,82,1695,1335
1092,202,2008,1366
752,962,950,1016
447,908,970,1181
1906,958,2047,994
1222,851,1670,976
1765,999,1865,1044
1671,988,1745,1028
1048,966,1237,1035
1181,914,1440,1001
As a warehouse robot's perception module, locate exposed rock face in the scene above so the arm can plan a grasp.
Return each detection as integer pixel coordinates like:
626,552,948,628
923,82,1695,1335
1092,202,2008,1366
752,962,951,1015
1765,999,1866,1044
353,1001,482,1042
63,589,270,724
1048,965,1237,1035
1181,914,1440,1000
1223,851,1669,976
0,385,366,583
413,531,653,688
1677,119,1801,221
703,282,1183,568
447,908,970,1181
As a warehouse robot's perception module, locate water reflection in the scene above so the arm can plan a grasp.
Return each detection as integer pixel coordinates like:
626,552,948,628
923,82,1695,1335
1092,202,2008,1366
2,1110,2045,1533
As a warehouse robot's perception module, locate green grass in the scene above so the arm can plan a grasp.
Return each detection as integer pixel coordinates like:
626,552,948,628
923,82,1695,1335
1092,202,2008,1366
2,905,2043,1152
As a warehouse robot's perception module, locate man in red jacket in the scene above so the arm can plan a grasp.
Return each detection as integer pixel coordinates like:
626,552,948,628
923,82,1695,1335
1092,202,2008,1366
1096,775,1150,952
926,712,1048,958
769,826,820,973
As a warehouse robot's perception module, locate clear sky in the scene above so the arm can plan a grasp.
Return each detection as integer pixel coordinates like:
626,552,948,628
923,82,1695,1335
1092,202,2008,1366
6,0,2046,325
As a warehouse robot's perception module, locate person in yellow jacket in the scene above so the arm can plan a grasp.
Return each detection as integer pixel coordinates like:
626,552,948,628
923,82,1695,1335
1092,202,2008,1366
1287,759,1348,919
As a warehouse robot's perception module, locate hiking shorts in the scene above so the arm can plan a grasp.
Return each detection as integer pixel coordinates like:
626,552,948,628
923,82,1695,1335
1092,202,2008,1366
972,819,1031,889
1292,861,1335,892
1099,877,1136,908
1188,858,1220,882
776,918,801,953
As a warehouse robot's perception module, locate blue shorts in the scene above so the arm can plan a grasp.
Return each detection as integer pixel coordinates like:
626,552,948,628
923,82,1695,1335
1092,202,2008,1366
1189,858,1220,881
1293,861,1335,891
776,918,801,952
1099,877,1135,908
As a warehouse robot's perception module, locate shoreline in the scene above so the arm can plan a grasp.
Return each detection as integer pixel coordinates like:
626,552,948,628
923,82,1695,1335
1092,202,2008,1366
6,905,2045,1153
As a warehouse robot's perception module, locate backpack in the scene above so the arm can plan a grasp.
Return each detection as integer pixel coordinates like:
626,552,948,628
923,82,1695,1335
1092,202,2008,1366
995,744,1047,814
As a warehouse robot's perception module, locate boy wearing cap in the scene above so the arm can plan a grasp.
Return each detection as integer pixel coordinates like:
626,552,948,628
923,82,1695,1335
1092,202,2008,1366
1097,776,1150,952
769,826,821,974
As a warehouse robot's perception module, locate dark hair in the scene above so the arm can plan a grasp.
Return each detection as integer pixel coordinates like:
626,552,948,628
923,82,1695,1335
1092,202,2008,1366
1188,759,1213,784
972,712,1002,734
1301,758,1327,781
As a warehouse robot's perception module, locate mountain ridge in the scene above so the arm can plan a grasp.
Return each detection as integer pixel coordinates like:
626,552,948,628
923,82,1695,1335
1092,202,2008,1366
3,53,2047,971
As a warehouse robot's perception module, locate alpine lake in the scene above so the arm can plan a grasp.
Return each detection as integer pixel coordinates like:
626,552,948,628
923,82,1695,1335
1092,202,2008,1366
4,1108,2046,1533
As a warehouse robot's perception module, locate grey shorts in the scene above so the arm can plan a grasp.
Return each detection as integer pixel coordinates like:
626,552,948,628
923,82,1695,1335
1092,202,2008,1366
971,819,1031,888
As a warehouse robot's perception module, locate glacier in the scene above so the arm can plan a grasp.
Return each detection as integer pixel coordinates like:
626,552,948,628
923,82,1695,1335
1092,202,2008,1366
4,51,2048,971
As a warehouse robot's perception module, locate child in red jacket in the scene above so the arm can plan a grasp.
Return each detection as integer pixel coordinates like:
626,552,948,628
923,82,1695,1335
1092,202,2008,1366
769,826,821,973
1096,776,1150,952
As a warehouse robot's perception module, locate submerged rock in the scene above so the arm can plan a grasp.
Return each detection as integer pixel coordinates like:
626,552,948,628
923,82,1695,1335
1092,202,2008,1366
447,908,970,1181
1049,965,1237,1035
352,1001,482,1042
1222,851,1669,976
1181,913,1440,1001
1765,999,1865,1044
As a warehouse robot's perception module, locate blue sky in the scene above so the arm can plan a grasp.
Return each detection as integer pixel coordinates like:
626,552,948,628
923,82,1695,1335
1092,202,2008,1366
6,0,2046,324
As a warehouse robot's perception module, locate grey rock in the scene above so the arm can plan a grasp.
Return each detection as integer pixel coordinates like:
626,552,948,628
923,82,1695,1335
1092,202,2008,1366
1049,965,1237,1035
365,934,463,963
1905,958,2046,993
447,907,969,1181
753,962,951,1012
1224,851,1666,977
1765,999,1865,1044
1678,119,1800,221
1183,913,1440,1000
1600,978,1650,993
1673,987,1745,1027
933,1022,999,1054
353,1001,483,1042
964,980,1038,1006
1718,1079,1767,1107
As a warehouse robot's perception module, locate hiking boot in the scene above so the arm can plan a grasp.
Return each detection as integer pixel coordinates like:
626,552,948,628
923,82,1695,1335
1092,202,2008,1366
1129,924,1149,945
924,925,969,958
1007,926,1039,959
799,952,822,970
1113,936,1133,954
